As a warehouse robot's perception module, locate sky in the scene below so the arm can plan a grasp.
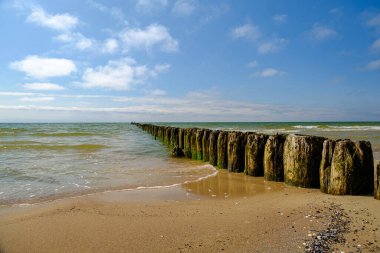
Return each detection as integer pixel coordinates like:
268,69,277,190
0,0,379,122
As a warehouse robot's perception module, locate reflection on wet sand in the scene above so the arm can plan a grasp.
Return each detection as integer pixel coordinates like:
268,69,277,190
183,169,288,198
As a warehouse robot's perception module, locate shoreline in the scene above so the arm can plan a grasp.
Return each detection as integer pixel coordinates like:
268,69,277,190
0,161,218,207
1,170,379,253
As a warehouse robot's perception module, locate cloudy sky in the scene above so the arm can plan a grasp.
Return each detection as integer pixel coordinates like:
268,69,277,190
0,0,379,122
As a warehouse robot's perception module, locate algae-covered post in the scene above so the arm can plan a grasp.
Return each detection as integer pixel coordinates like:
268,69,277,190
264,134,286,182
375,161,380,200
170,127,179,147
178,128,185,149
227,131,247,173
195,129,204,160
164,127,171,145
320,139,374,195
157,126,163,140
184,128,192,158
209,130,219,166
245,133,268,177
190,128,198,160
283,135,325,188
217,131,228,169
202,129,211,162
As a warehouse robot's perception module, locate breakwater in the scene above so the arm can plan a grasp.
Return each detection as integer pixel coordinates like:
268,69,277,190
131,123,379,199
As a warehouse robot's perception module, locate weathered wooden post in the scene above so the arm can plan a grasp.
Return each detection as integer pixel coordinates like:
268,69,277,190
217,131,228,169
184,128,192,158
170,127,179,147
264,134,286,181
319,139,335,193
227,131,247,173
375,161,380,200
202,129,211,162
245,133,268,176
283,135,325,188
190,128,198,160
320,139,374,195
164,127,171,145
157,126,162,140
209,130,219,166
178,128,185,149
195,129,204,160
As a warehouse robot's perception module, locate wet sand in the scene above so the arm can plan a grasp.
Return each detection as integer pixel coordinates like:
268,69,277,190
0,170,379,253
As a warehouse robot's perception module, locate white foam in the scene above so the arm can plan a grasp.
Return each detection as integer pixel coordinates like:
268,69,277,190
10,164,219,207
322,126,380,131
293,125,318,129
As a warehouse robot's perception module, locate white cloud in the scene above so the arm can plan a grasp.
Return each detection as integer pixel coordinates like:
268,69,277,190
247,61,258,68
145,89,167,96
76,36,94,50
80,58,152,90
22,82,65,91
55,33,73,42
258,38,288,54
273,14,287,23
87,0,125,22
0,91,367,122
20,97,55,102
26,6,95,51
119,24,179,53
253,68,285,78
135,0,168,12
232,24,286,54
0,91,109,99
173,0,197,16
231,23,261,41
55,32,95,50
329,7,343,18
371,38,380,52
27,7,78,31
367,14,380,30
0,92,38,97
150,64,170,77
363,59,380,71
198,3,229,24
102,39,119,53
10,55,76,79
309,25,338,41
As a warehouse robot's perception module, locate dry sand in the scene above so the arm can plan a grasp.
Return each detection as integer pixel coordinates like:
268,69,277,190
0,170,379,253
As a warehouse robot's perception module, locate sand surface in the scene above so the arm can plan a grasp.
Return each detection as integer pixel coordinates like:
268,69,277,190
0,170,379,253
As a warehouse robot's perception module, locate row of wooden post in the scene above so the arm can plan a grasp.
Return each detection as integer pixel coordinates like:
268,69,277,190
132,123,379,199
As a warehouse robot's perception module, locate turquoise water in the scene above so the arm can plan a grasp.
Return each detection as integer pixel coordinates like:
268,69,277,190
1,122,379,204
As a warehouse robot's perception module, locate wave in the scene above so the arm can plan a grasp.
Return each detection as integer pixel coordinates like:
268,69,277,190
0,144,108,151
293,125,319,129
0,128,28,136
323,126,380,131
0,140,42,145
289,125,380,132
9,164,218,207
31,132,98,137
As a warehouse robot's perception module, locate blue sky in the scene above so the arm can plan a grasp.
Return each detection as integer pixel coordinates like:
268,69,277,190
0,0,379,122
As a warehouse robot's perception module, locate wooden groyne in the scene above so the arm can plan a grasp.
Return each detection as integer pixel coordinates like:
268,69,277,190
131,123,377,199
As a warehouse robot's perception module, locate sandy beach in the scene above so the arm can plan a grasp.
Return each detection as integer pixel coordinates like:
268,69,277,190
0,170,379,253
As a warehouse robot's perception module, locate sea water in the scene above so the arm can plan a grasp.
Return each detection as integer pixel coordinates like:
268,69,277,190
0,123,214,204
1,122,379,204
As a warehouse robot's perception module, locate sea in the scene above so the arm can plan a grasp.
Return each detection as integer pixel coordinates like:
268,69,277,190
1,122,379,205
